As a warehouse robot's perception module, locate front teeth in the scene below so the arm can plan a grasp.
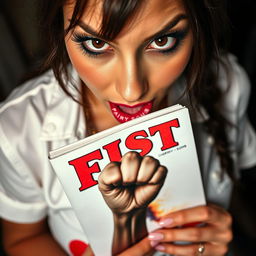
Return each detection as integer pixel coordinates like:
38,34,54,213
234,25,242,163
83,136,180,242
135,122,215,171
119,105,143,114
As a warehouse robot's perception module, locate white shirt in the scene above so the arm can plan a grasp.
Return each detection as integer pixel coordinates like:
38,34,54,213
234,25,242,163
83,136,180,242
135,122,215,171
1,55,256,255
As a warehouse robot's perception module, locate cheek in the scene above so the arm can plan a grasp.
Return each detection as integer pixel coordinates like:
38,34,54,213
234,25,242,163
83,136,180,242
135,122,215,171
152,55,190,90
65,40,108,91
150,39,193,90
162,58,186,84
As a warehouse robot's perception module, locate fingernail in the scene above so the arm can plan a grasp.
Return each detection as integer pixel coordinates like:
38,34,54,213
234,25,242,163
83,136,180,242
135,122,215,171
148,232,164,241
159,218,173,227
155,245,165,251
150,240,159,247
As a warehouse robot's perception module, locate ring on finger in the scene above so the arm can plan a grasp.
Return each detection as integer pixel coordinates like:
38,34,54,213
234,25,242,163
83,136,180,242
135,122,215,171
197,242,205,255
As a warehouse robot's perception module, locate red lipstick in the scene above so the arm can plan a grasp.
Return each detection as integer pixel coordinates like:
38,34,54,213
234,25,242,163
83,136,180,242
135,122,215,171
109,101,153,123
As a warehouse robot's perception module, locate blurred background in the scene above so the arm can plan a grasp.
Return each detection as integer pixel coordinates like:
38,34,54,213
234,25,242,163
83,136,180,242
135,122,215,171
0,0,256,255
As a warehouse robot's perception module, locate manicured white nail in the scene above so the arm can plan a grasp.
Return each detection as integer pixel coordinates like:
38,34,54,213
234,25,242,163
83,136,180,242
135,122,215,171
159,218,173,227
150,240,159,247
155,245,165,251
148,232,164,241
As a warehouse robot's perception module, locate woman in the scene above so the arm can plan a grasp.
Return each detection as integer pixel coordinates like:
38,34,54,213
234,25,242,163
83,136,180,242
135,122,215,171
1,0,255,255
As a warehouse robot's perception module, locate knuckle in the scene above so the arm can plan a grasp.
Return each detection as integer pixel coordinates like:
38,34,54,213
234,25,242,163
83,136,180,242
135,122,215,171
170,246,178,255
97,175,103,186
167,230,175,241
105,161,119,170
224,230,233,242
110,161,119,167
171,245,195,256
158,165,168,175
98,172,105,184
154,166,168,182
190,228,201,241
189,246,197,255
143,155,159,166
225,213,233,226
200,206,212,221
177,212,186,224
219,244,228,255
124,151,140,160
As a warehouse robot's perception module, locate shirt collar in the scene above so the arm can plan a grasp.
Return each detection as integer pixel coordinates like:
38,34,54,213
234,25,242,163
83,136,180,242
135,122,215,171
40,67,87,141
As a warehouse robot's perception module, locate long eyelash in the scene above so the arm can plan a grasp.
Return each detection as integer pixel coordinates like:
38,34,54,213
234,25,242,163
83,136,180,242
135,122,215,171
152,29,189,55
71,32,105,57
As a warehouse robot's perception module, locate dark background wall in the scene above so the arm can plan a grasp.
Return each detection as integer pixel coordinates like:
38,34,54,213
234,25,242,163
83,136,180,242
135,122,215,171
0,0,256,255
227,1,256,254
0,0,46,102
227,0,256,129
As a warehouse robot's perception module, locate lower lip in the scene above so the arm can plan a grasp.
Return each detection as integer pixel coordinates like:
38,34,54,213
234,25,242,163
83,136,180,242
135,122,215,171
109,101,153,123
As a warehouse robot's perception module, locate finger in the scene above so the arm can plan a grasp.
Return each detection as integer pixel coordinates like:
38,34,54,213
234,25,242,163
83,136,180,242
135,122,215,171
120,151,141,184
98,162,122,192
208,204,233,228
117,237,154,256
148,225,232,244
148,165,168,185
137,156,160,183
135,165,167,206
152,242,229,256
157,205,232,229
139,165,167,199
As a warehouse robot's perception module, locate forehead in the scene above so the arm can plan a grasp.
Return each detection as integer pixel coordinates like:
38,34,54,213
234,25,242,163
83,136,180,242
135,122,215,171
64,0,186,36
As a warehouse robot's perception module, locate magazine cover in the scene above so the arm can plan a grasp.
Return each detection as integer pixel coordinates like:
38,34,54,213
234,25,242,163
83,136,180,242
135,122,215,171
49,104,206,255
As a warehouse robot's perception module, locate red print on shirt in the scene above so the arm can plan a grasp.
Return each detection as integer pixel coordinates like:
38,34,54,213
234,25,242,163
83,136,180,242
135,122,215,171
69,240,88,256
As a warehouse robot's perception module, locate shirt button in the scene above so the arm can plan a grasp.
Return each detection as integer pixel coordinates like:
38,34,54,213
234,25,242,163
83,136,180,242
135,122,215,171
46,122,56,133
207,136,214,145
212,170,221,181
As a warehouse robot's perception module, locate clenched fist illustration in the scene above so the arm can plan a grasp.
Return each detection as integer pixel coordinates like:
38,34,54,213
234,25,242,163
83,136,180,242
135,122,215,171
98,151,167,214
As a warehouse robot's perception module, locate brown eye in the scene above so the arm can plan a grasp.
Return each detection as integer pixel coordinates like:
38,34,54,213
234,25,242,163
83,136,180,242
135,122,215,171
155,37,168,47
91,39,106,49
148,36,176,51
83,39,110,52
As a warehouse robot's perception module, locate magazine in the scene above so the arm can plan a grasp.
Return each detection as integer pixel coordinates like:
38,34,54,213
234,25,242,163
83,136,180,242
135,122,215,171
49,104,205,255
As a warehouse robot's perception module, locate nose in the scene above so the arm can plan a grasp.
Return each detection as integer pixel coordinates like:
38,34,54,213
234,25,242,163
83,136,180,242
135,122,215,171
116,53,148,103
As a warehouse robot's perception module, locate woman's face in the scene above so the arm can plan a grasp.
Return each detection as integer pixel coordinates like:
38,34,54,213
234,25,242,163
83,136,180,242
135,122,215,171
64,0,193,129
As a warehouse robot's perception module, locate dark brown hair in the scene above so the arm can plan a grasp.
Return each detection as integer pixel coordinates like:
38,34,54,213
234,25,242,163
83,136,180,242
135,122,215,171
38,0,233,179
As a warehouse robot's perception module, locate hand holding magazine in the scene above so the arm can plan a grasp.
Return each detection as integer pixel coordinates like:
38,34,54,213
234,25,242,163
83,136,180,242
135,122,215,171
49,104,206,256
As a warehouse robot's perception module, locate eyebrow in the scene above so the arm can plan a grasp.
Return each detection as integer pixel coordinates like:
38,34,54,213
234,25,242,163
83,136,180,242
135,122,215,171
77,21,103,38
143,14,188,42
76,13,188,41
